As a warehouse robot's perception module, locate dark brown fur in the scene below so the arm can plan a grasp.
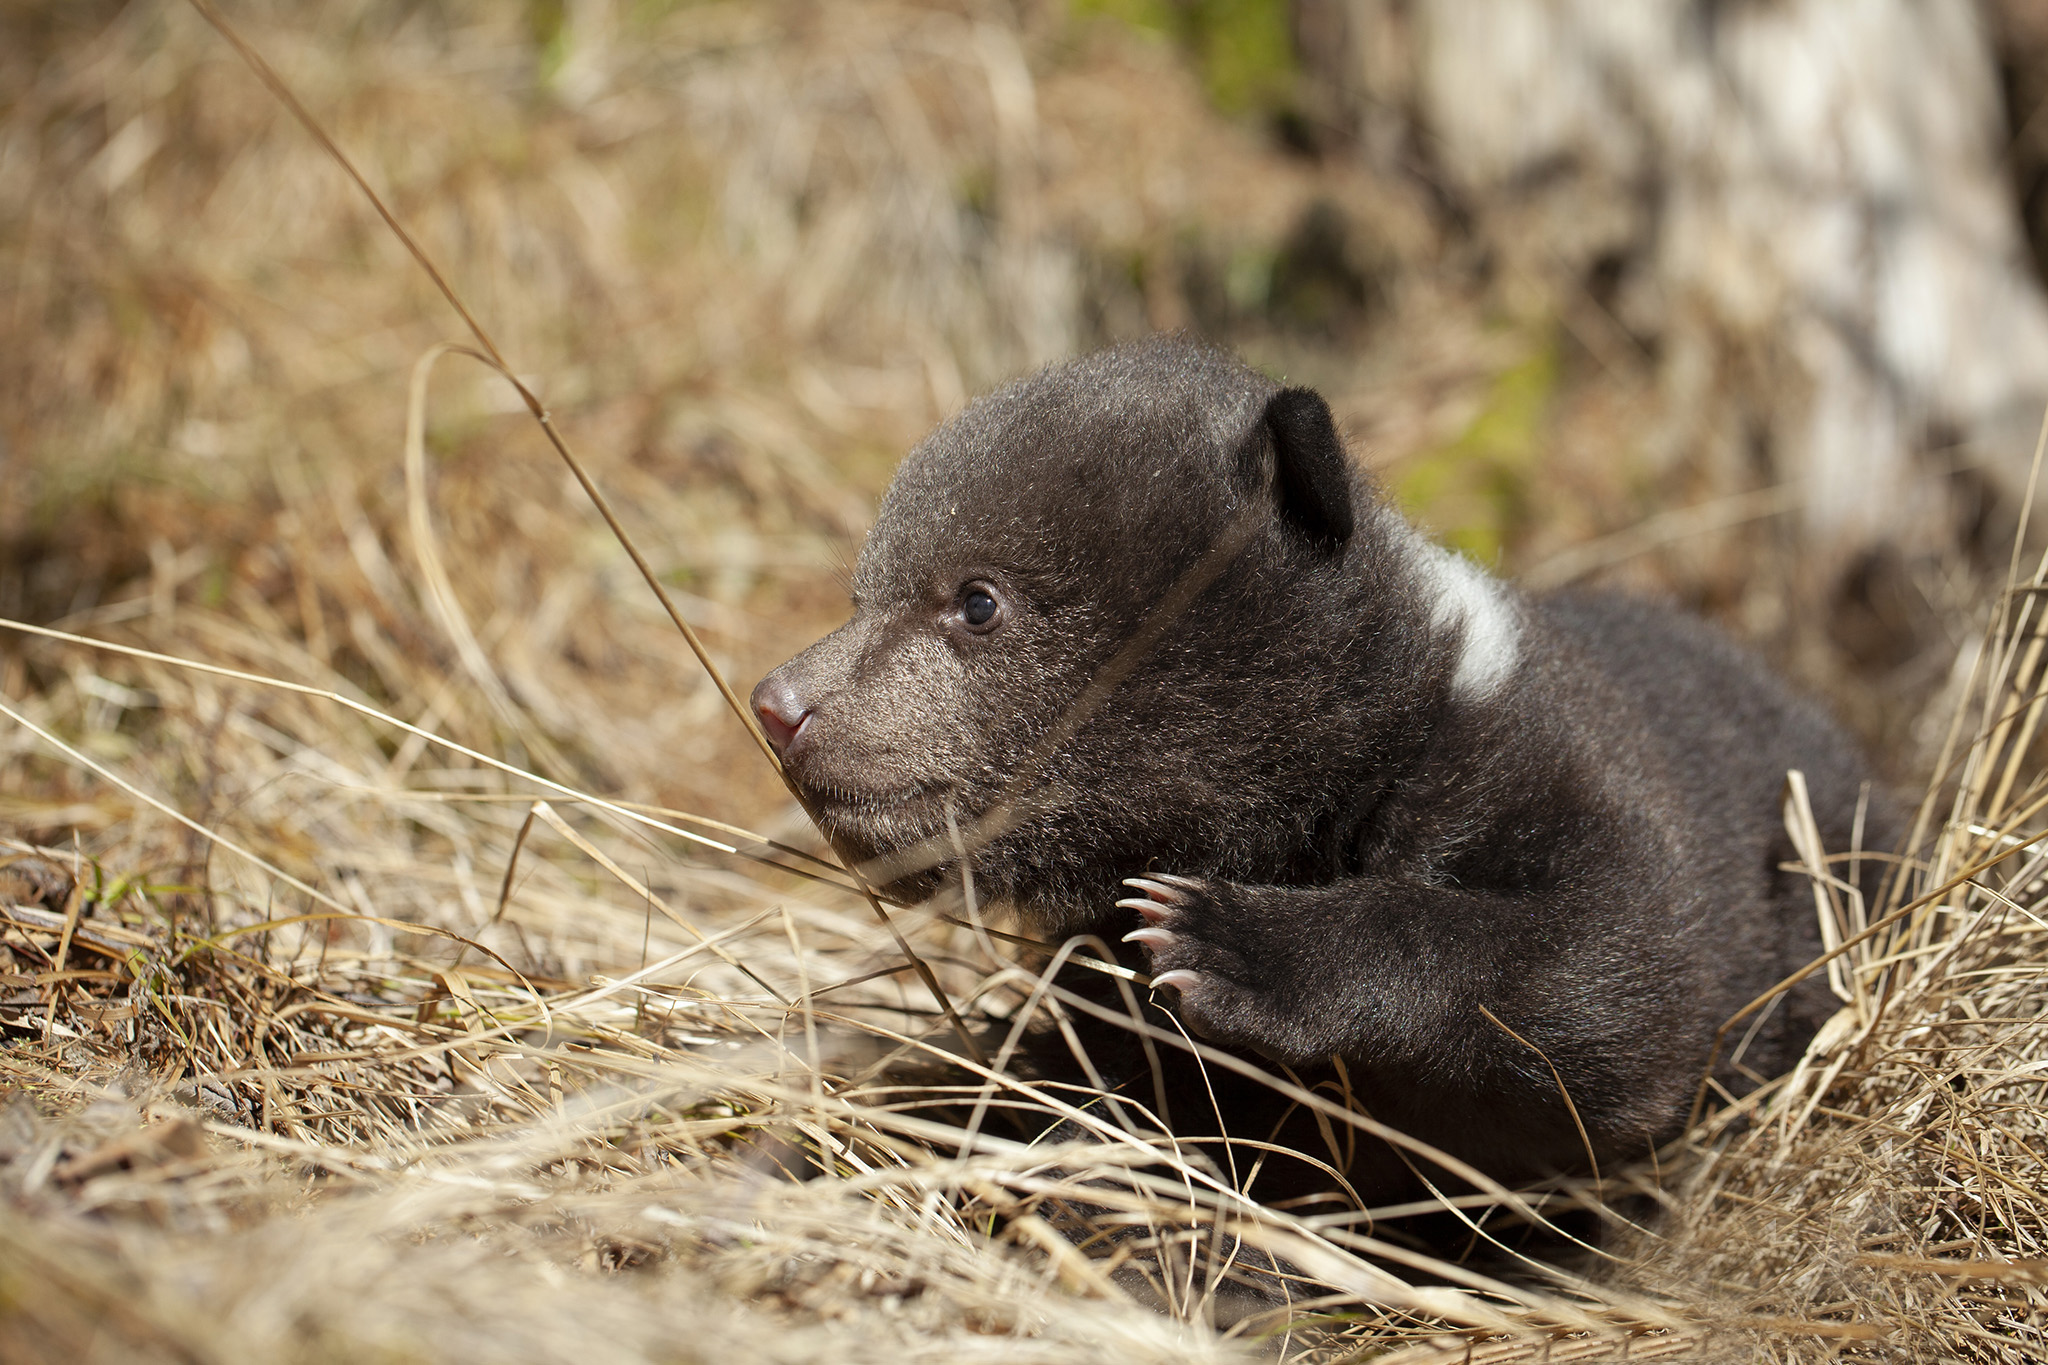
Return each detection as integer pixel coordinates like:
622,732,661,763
751,336,1892,1204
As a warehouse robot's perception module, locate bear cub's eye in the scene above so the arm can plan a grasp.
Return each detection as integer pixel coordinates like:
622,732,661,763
958,583,1001,632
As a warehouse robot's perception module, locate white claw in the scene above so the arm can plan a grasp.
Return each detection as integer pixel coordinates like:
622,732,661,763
1115,895,1172,924
1120,876,1190,904
1151,969,1201,993
1122,926,1175,950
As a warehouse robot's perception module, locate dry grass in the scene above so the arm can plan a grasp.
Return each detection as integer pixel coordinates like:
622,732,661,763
4,1,2048,1361
1598,545,2048,1363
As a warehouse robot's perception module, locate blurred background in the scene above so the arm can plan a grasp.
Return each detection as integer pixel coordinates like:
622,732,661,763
8,0,2048,854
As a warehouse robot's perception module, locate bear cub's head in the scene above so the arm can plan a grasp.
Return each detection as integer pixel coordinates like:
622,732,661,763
750,337,1441,934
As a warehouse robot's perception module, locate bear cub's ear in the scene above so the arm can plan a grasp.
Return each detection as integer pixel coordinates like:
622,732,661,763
1244,386,1355,554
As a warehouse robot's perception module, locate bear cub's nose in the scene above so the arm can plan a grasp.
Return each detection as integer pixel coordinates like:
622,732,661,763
750,673,812,756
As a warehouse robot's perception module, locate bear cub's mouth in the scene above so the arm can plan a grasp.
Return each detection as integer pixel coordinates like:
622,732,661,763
785,772,978,894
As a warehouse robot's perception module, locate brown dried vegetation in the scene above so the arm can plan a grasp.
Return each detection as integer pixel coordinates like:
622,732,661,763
4,3,2048,1361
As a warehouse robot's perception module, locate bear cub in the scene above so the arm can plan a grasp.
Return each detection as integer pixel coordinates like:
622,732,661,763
750,336,1890,1200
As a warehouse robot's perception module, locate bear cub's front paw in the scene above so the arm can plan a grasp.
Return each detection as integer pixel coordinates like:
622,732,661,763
1118,874,1287,1055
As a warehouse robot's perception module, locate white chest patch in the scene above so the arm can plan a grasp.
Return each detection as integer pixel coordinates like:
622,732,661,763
1384,512,1524,700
